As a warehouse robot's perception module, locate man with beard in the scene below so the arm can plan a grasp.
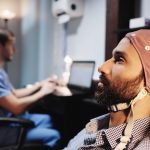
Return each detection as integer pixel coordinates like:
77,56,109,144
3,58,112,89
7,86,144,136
0,28,61,148
63,29,150,150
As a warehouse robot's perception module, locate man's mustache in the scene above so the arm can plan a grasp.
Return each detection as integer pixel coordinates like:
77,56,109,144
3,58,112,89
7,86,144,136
99,74,109,86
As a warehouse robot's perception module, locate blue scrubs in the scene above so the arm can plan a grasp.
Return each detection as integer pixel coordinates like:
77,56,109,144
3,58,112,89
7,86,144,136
0,68,60,147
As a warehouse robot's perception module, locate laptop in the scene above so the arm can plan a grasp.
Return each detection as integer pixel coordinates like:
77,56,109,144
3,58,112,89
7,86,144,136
67,61,95,95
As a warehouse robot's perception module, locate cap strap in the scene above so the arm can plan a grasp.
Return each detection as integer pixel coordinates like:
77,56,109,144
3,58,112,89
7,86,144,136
114,88,148,150
107,103,131,112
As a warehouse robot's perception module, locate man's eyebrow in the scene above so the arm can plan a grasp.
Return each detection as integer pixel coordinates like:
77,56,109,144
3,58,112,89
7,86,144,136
112,50,127,57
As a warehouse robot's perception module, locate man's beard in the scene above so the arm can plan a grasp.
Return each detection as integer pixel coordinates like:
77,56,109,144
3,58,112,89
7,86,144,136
95,71,144,106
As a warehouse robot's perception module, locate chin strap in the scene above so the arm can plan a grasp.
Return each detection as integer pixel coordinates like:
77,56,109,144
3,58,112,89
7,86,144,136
114,88,148,150
107,103,131,112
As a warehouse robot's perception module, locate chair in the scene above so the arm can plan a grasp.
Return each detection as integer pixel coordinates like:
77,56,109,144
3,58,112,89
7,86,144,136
0,117,62,150
0,117,34,150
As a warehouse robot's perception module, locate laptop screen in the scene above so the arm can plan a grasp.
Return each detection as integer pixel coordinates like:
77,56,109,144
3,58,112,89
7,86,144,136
68,61,95,89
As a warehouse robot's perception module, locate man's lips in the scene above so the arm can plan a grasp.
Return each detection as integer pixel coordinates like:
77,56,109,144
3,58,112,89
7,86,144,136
98,80,104,89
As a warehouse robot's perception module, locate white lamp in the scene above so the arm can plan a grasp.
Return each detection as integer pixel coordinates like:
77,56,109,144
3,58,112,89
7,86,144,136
0,10,16,28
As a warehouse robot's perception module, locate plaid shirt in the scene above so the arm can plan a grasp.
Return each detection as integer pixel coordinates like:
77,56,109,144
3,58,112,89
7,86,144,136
63,114,150,150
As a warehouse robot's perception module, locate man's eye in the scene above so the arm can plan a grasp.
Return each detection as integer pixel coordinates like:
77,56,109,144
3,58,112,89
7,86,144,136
114,56,124,63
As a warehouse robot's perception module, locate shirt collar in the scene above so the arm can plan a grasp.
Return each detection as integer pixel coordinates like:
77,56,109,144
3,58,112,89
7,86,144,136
95,116,150,149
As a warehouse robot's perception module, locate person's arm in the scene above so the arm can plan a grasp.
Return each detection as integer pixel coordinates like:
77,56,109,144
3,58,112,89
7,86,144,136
0,82,56,115
12,77,59,98
12,82,41,98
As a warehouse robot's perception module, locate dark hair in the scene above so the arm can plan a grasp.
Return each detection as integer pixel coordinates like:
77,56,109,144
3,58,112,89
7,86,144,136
0,28,14,46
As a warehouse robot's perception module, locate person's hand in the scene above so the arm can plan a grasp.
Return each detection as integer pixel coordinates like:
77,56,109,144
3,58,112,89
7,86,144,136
53,85,72,96
47,75,66,86
39,78,52,86
40,82,56,96
40,75,65,87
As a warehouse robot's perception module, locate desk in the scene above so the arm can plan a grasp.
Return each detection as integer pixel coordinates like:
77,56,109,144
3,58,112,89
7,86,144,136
29,94,107,147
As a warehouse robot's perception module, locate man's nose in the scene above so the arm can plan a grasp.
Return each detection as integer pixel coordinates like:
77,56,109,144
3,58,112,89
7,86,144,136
98,59,112,75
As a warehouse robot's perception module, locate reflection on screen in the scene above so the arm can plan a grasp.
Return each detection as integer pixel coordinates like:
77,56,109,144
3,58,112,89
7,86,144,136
68,62,95,88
